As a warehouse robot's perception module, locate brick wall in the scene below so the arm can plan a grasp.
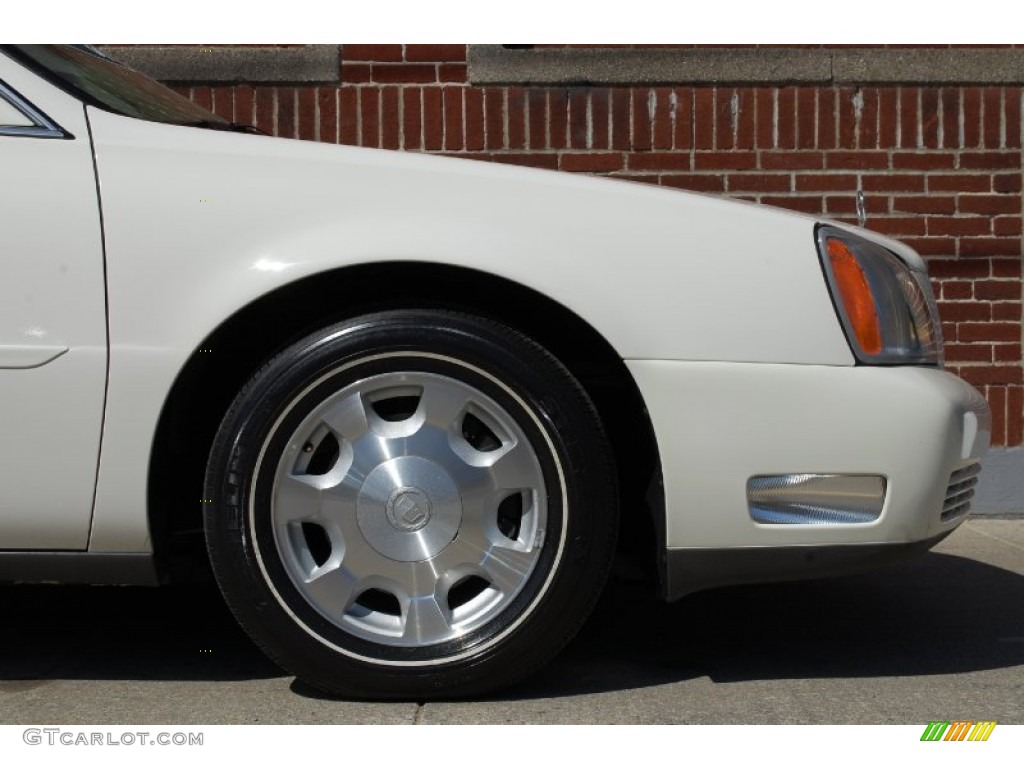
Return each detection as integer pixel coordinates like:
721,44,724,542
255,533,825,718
160,44,1023,446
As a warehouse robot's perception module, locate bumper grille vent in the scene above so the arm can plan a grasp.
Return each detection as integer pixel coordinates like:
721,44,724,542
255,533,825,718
942,463,981,522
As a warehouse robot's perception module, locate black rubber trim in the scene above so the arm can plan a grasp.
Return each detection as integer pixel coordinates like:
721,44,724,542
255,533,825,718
664,530,954,601
0,552,158,586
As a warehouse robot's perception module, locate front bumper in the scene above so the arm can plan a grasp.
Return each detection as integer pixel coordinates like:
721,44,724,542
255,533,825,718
626,361,990,599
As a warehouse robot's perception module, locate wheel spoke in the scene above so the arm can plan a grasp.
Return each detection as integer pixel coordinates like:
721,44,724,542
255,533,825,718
321,391,370,442
480,544,536,596
302,565,359,619
274,474,324,523
489,441,540,491
419,379,471,430
402,594,452,644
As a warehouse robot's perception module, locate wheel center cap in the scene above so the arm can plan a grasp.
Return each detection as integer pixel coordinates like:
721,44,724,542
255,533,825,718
386,487,432,532
356,455,463,562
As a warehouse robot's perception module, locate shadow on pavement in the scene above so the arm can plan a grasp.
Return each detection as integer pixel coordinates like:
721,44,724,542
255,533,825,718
1,551,1022,699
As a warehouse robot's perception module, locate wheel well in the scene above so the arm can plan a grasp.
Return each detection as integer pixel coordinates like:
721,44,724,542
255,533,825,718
148,262,663,585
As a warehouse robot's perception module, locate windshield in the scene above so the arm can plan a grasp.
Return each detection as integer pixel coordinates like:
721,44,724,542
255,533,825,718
1,44,244,130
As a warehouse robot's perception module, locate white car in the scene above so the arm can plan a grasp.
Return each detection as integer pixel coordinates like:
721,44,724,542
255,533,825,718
0,45,990,699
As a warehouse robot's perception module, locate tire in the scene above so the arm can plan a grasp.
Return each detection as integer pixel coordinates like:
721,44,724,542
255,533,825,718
203,310,618,699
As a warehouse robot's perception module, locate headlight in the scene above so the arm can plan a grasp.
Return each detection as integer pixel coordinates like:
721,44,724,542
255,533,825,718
816,225,943,366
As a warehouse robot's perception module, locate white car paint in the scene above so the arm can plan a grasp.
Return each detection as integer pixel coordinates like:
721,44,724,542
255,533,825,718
0,48,990,576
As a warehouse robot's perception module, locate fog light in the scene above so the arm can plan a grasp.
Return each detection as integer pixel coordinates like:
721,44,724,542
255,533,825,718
747,474,886,524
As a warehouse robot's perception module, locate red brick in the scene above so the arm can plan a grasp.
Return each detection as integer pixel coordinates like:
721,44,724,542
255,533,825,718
735,88,755,150
993,173,1022,193
869,217,927,237
661,174,726,193
715,88,734,150
836,87,856,149
996,343,1023,362
610,89,630,151
627,152,692,171
568,89,587,150
958,322,1021,342
755,88,774,149
592,89,610,150
485,88,504,150
297,88,315,141
818,88,837,150
276,87,295,138
899,87,918,149
486,153,558,170
777,88,796,149
653,87,674,150
893,196,956,215
674,89,694,151
317,87,337,144
761,196,822,214
962,88,982,147
694,151,757,170
928,174,992,192
507,87,526,150
959,365,1023,386
942,322,958,341
862,174,925,192
994,303,1023,320
727,174,791,193
210,87,233,122
1006,88,1021,149
560,153,624,172
340,63,372,83
928,258,991,278
795,173,857,192
983,89,1001,148
344,44,402,62
440,86,460,151
234,84,254,126
878,89,898,149
959,195,1021,215
379,87,398,149
761,151,824,170
928,217,991,236
900,237,957,256
859,88,880,150
941,281,974,299
892,152,956,170
826,195,887,215
464,88,484,151
993,217,1023,236
959,151,1021,169
796,88,816,149
423,88,443,150
404,87,424,150
921,88,940,149
940,88,959,149
438,65,467,83
826,151,889,170
975,280,1023,300
549,89,568,150
358,87,379,147
992,258,1023,277
525,90,547,150
339,87,357,145
945,343,993,362
405,45,466,62
373,64,437,84
939,302,992,321
191,86,212,112
694,89,714,150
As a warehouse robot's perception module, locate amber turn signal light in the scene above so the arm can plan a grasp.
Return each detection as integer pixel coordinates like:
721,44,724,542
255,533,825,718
826,237,882,356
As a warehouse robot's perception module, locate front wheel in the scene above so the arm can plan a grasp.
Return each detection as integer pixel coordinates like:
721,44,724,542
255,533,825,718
203,310,618,699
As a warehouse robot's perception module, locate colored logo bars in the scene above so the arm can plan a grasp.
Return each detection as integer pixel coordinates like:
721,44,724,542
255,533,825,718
920,721,997,742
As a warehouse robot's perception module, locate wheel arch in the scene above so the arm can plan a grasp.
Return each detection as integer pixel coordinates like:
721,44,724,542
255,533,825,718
148,261,664,588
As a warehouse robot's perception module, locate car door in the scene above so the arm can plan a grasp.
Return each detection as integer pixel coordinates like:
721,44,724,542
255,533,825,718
0,54,107,549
